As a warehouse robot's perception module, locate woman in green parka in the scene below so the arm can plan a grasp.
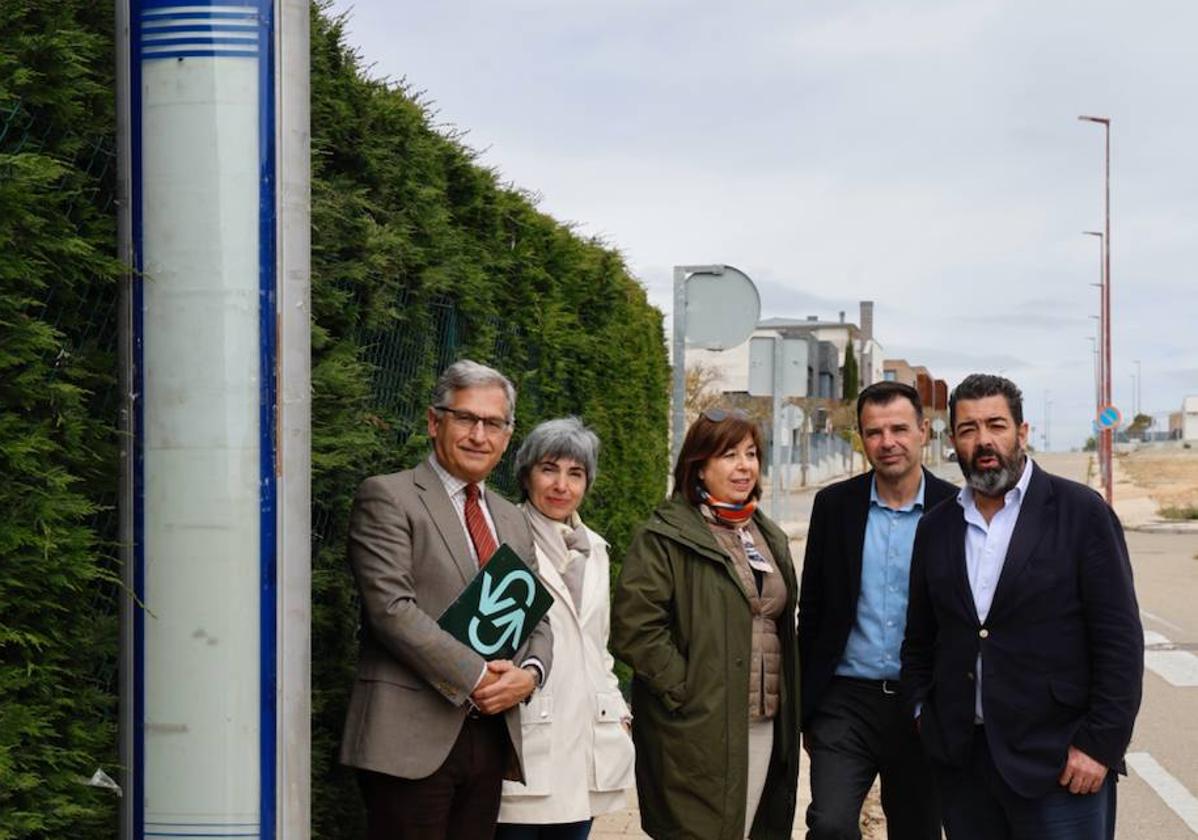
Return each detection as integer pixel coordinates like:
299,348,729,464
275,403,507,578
611,408,800,840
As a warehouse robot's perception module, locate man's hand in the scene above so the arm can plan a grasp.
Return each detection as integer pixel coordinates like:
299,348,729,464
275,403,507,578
473,667,500,693
470,659,536,715
1058,745,1108,794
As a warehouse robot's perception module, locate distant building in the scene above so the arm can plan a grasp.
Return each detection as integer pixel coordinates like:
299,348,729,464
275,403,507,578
1182,396,1198,441
859,301,878,389
933,379,948,413
689,300,882,400
758,301,883,392
883,358,918,385
882,359,947,412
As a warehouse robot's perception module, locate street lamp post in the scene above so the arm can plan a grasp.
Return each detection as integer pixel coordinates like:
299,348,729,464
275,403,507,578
1082,229,1104,478
1042,390,1052,452
1085,336,1099,410
1088,314,1103,472
1134,359,1142,418
1079,115,1112,504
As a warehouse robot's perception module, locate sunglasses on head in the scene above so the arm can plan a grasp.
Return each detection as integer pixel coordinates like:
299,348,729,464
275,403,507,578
702,407,749,422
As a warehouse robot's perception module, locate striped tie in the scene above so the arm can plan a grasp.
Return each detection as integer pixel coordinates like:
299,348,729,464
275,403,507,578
464,483,498,566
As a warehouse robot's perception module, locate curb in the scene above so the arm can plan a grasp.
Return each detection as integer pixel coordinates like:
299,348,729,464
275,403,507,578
1128,521,1198,534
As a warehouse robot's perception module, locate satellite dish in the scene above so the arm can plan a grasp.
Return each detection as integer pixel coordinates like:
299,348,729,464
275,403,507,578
683,266,760,350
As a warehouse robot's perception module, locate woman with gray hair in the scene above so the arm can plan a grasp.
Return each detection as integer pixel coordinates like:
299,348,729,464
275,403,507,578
496,417,635,840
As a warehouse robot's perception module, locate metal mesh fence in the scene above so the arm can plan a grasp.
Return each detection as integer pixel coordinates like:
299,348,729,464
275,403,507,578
2,99,119,344
6,94,536,695
313,287,532,539
3,97,124,695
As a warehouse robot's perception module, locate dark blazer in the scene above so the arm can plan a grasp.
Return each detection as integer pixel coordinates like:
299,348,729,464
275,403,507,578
798,467,957,727
901,461,1143,798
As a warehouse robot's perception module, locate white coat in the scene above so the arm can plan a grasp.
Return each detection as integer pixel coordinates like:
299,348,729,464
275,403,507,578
498,521,636,824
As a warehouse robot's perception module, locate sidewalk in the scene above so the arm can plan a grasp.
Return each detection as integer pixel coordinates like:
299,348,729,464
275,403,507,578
591,751,887,839
1075,451,1198,533
590,752,816,839
765,468,854,543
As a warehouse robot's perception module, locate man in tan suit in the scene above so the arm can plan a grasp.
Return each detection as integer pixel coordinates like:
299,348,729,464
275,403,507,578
341,360,554,839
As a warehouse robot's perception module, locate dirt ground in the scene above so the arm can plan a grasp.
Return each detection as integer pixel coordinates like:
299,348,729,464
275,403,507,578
860,788,886,839
1117,445,1198,512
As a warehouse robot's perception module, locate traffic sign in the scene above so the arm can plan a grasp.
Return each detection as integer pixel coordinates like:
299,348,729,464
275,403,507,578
1096,405,1122,430
683,266,760,350
747,335,809,397
931,418,946,434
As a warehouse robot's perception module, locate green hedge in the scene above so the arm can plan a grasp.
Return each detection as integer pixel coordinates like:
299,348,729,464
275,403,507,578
308,8,668,835
0,1,122,836
2,2,668,837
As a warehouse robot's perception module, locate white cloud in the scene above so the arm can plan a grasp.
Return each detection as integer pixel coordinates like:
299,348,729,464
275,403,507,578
787,1,1003,65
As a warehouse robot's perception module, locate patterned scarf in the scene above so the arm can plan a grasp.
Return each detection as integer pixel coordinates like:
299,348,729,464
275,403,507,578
697,484,757,526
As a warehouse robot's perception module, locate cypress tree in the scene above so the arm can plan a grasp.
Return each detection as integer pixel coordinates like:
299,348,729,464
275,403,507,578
842,343,859,400
1,1,122,834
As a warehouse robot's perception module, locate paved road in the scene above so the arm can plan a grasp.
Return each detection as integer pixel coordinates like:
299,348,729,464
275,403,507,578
1036,453,1198,838
1119,528,1198,838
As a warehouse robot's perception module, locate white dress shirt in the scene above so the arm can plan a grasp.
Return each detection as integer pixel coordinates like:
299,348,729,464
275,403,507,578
958,456,1033,722
428,454,501,565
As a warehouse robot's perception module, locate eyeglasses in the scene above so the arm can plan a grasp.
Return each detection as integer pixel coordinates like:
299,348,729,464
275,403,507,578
702,407,749,422
434,405,513,435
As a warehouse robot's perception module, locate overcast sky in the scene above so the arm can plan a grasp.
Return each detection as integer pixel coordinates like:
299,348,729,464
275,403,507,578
328,0,1198,449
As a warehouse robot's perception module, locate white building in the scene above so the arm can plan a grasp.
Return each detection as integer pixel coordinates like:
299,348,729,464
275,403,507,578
686,301,882,400
1183,396,1198,441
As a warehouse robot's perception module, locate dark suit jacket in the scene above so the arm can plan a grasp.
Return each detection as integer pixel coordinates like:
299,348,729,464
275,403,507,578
340,459,554,781
901,462,1143,798
798,467,958,727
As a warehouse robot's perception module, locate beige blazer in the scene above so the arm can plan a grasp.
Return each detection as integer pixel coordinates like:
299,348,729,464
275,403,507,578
339,460,554,780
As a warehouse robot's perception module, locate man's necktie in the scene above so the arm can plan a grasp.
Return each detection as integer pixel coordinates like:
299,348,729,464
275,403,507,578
463,483,498,566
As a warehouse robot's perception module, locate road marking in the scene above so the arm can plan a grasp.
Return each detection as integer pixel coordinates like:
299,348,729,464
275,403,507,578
1143,609,1186,634
1144,630,1198,687
1127,752,1198,833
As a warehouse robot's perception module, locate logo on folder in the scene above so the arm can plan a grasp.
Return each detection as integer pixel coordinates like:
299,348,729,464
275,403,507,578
438,544,554,660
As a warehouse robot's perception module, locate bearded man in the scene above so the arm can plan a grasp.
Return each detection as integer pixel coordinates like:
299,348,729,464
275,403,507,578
901,373,1143,840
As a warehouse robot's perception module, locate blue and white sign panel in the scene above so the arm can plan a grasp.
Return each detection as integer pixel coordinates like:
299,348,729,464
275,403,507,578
130,1,276,838
138,3,261,60
1097,405,1122,431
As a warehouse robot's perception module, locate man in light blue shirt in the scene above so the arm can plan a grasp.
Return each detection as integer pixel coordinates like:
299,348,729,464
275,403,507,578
834,475,926,681
799,382,958,839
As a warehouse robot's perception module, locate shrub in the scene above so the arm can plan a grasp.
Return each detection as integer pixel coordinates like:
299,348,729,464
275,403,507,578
309,6,670,836
1,4,669,837
0,1,123,835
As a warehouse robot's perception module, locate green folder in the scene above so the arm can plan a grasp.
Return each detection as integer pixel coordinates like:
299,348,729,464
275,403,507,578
438,543,555,661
